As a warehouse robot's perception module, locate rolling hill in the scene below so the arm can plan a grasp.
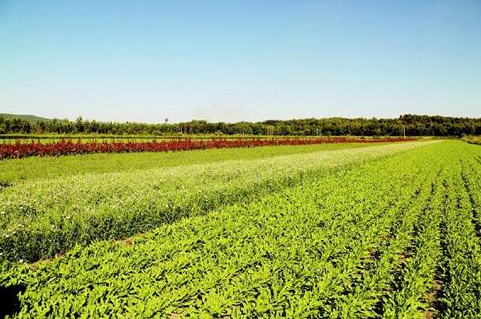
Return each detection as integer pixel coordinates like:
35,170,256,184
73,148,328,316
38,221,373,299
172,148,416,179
0,113,52,122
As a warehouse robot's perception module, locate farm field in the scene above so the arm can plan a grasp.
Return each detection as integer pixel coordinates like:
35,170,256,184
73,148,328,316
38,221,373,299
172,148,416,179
1,140,481,318
0,142,377,184
2,0,479,317
0,142,419,262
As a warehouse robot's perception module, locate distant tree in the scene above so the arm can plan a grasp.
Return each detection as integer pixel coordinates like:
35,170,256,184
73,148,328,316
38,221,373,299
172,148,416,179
1,114,480,137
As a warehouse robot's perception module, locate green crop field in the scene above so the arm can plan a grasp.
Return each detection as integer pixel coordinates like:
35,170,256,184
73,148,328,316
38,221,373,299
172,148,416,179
0,143,374,184
1,140,481,318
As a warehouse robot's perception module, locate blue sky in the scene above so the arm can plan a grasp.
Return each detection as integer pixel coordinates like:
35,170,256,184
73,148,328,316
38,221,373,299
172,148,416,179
0,0,480,123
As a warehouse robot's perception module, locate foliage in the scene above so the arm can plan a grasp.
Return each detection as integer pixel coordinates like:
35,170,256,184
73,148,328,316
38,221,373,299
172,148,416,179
0,113,480,136
0,137,411,160
461,135,481,145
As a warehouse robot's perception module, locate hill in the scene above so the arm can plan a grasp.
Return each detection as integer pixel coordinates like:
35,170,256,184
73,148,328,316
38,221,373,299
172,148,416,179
0,113,52,122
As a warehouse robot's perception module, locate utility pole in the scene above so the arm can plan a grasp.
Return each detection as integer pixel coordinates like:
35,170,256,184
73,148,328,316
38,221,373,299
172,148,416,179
403,126,406,139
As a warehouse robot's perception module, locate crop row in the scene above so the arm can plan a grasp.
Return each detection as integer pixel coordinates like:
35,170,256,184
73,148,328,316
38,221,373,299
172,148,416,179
438,146,481,317
3,141,466,318
0,141,428,262
0,137,414,160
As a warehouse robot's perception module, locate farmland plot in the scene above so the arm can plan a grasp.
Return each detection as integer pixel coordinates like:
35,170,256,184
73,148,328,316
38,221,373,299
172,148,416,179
0,143,374,184
2,140,481,318
0,141,428,262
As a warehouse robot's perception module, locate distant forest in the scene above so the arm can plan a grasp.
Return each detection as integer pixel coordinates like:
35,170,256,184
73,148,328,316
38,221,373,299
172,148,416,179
0,114,480,136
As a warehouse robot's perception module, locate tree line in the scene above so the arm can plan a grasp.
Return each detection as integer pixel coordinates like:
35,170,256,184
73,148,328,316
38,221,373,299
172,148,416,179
0,114,480,136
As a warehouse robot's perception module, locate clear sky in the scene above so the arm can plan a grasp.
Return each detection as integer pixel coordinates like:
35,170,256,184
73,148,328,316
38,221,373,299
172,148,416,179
0,0,480,123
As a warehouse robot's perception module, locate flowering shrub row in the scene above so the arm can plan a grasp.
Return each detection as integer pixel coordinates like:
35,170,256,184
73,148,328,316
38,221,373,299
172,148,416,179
0,137,414,160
